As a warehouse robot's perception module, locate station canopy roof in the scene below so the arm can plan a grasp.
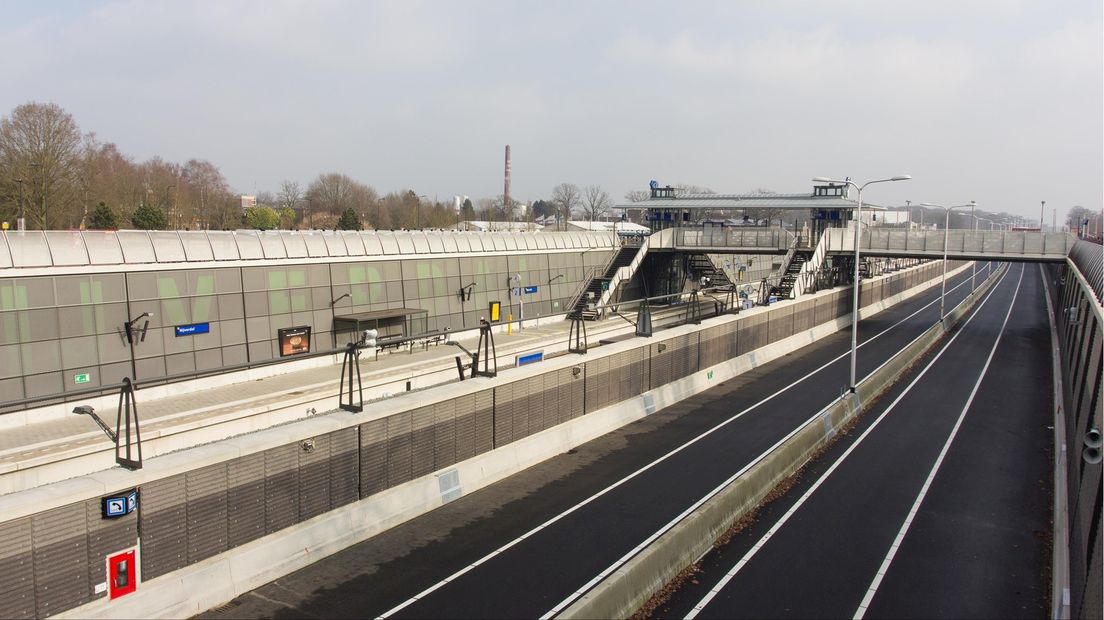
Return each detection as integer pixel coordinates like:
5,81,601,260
617,192,886,211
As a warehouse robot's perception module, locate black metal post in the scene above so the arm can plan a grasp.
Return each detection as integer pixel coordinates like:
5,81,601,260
115,377,142,470
568,312,588,354
339,342,363,412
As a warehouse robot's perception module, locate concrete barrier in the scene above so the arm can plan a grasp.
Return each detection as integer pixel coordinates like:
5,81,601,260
559,262,1005,619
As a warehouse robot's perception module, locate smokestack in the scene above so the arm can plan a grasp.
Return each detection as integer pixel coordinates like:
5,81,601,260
504,145,512,216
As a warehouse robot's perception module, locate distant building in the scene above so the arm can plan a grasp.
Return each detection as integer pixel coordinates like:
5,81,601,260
240,195,257,211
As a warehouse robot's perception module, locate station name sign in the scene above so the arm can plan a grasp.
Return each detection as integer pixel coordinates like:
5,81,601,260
174,323,210,337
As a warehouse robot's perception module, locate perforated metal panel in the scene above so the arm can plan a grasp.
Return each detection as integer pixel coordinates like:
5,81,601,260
737,313,768,355
0,517,35,618
140,474,187,580
329,427,360,509
186,464,228,563
494,381,520,445
454,393,477,461
433,399,457,470
767,305,794,344
298,434,332,522
411,405,436,478
474,389,495,453
226,452,265,549
264,444,299,533
32,504,88,617
359,418,389,497
792,299,816,333
386,411,413,486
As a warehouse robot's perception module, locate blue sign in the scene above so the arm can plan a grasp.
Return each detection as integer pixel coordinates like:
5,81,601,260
174,323,210,337
516,351,544,366
102,489,138,519
524,286,538,294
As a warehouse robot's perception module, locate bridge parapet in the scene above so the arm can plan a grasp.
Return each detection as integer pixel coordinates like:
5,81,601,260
824,228,1076,261
671,226,793,252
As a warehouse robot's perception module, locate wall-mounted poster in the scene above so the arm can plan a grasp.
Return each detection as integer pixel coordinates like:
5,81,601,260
278,326,312,356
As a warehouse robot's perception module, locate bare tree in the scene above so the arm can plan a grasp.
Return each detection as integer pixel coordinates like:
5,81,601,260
624,189,650,203
278,180,302,226
551,182,581,229
581,185,612,221
307,173,378,226
0,102,82,229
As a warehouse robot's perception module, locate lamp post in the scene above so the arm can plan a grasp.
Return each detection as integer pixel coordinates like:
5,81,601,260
921,201,976,322
812,174,912,392
165,184,176,229
14,178,25,231
29,162,45,229
1040,200,1046,232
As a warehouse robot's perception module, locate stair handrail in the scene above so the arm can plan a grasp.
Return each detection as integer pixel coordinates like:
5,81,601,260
564,265,599,317
796,229,832,295
596,227,673,314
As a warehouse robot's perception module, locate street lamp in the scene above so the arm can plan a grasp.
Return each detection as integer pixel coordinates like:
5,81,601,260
29,162,45,230
14,178,25,231
811,174,912,392
1040,200,1046,232
920,201,976,322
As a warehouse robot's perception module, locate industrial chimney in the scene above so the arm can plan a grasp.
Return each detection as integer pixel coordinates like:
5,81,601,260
504,145,512,217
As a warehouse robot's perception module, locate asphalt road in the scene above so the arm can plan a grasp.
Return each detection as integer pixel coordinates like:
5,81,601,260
199,265,1005,620
659,262,1051,619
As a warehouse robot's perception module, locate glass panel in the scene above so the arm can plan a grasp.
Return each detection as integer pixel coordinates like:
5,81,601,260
0,233,10,268
396,234,416,254
44,231,89,265
206,231,241,260
149,231,187,262
258,231,287,258
524,235,538,250
440,234,458,252
281,231,308,258
234,230,264,259
503,234,519,251
471,236,488,252
378,233,400,255
491,235,507,251
81,231,124,265
322,231,347,256
7,231,54,267
453,234,471,252
338,231,366,255
426,233,444,253
179,231,214,261
554,234,566,249
411,233,431,253
301,231,329,257
362,232,383,255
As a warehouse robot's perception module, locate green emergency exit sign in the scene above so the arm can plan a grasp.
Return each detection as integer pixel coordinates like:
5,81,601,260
74,373,90,384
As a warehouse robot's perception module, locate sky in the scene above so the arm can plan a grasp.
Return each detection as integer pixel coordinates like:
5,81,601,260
2,0,1101,222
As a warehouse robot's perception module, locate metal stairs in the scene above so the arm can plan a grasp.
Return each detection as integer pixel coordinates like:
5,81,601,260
570,246,639,320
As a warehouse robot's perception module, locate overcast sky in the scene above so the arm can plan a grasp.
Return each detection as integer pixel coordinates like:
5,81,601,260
3,1,1101,221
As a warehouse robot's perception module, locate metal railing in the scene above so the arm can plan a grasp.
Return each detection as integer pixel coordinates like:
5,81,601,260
673,226,794,251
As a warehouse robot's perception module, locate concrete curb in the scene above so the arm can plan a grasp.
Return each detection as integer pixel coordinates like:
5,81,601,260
558,263,1005,620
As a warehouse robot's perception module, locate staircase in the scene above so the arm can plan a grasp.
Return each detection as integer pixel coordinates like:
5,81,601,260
770,250,811,298
570,246,639,320
687,254,732,289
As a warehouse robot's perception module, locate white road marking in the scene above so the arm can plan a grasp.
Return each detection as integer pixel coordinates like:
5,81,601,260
375,273,977,619
852,264,1024,619
685,264,1016,619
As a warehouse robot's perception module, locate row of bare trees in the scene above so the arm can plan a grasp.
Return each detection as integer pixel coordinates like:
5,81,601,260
0,102,242,230
0,101,624,231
